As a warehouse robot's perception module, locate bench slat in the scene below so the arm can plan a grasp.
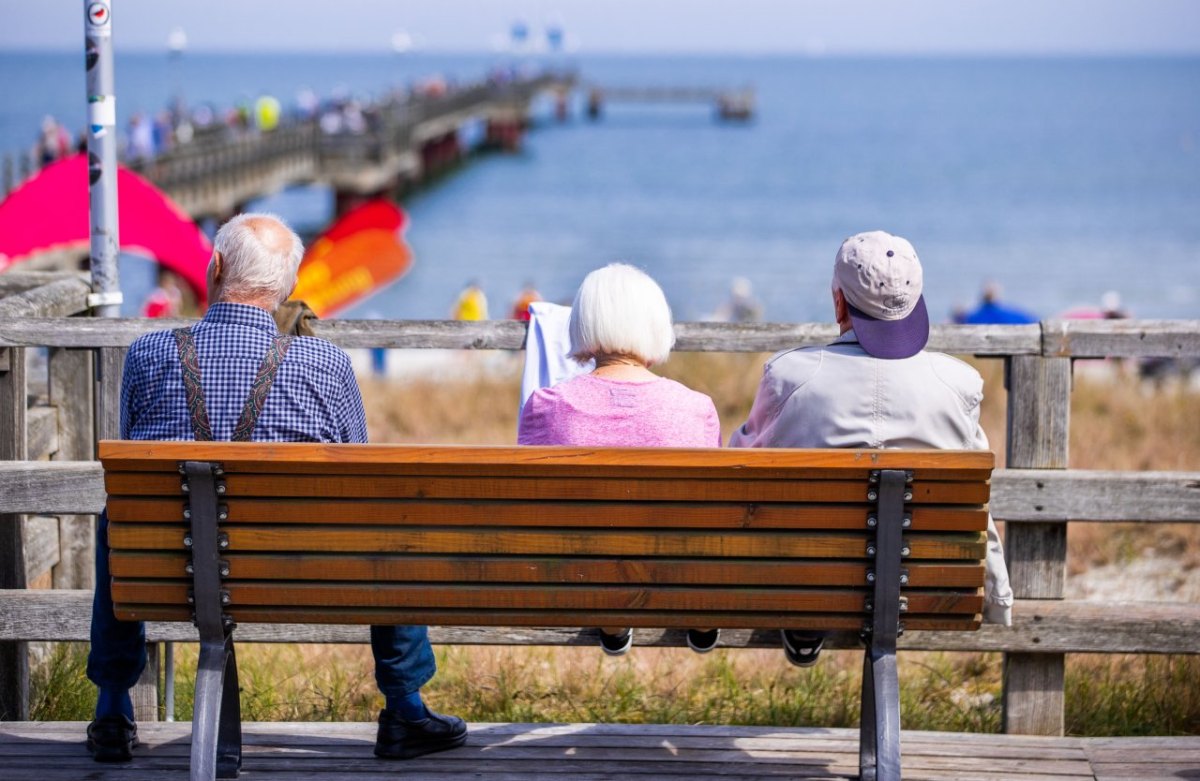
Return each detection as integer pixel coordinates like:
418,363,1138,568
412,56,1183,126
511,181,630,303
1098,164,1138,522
112,604,982,631
99,441,995,479
107,523,989,560
108,551,986,588
105,473,991,504
106,497,990,532
111,580,984,614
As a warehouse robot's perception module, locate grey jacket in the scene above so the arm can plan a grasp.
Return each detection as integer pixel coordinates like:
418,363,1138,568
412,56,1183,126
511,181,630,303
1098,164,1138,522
729,330,1014,625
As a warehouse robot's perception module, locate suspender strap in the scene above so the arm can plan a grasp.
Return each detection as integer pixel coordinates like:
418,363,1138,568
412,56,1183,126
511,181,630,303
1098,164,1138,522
173,327,214,441
172,327,295,442
231,333,294,442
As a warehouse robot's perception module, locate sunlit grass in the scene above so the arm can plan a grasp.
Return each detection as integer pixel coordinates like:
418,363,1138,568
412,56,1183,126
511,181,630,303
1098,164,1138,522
30,642,1200,735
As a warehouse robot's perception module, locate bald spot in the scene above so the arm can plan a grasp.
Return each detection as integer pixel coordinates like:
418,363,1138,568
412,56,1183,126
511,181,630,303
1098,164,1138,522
242,216,296,257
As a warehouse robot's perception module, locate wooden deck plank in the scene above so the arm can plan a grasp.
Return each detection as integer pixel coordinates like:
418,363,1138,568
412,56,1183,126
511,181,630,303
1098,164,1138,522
3,722,1188,780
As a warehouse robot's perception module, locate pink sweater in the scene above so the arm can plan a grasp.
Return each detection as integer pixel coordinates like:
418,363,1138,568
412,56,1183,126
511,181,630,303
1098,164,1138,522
518,373,722,447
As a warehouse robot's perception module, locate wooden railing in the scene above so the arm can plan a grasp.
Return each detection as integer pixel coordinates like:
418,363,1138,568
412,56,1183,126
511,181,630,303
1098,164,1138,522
1,271,1198,735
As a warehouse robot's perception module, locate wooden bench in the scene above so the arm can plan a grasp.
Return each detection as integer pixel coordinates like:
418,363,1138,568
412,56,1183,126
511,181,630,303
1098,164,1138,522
99,441,994,781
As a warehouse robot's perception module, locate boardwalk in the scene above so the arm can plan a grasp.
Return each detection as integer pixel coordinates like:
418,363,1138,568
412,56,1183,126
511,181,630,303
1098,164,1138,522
1,721,1197,780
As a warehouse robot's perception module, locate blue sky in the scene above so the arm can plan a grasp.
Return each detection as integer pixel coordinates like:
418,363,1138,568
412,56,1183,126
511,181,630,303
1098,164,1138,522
3,0,1199,55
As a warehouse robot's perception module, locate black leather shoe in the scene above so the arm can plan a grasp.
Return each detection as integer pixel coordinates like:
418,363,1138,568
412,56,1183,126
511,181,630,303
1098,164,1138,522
781,630,825,667
598,628,633,656
374,707,468,759
686,628,721,654
87,714,138,762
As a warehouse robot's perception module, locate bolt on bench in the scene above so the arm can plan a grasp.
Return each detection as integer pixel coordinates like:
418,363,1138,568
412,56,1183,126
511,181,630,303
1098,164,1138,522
99,441,994,781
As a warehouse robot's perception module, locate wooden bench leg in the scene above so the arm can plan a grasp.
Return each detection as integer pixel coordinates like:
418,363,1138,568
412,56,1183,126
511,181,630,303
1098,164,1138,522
184,462,243,781
859,469,906,781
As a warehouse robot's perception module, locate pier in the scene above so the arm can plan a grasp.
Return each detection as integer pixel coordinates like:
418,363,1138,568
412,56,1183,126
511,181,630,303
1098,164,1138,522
1,71,575,221
0,272,1198,778
585,85,756,120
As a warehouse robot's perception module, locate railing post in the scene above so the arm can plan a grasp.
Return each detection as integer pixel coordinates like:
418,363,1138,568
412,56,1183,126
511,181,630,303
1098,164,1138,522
1001,351,1071,735
49,347,96,590
0,345,29,720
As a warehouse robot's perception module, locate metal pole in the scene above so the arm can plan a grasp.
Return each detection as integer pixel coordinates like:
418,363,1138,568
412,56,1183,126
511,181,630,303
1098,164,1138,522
165,641,176,721
84,0,122,316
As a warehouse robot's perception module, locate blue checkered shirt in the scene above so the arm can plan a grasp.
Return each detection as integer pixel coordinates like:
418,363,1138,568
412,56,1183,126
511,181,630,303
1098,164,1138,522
121,302,367,443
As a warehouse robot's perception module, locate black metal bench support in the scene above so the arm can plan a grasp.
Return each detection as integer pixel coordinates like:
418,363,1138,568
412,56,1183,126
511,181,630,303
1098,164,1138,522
184,461,242,781
859,469,907,781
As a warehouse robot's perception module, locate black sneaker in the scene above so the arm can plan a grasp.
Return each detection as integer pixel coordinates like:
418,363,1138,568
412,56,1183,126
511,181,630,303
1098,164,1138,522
87,714,138,762
780,630,825,667
598,628,633,656
686,628,720,654
375,707,468,759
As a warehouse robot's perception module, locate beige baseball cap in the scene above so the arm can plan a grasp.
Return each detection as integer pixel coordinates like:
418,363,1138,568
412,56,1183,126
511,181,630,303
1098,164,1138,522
833,230,929,359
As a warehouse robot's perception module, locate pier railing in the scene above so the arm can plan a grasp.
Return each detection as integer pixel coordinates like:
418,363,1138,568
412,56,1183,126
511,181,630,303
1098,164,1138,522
0,73,572,218
1,270,1198,735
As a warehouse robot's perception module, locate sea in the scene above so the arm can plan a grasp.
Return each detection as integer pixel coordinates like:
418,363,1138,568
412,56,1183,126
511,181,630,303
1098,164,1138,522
1,51,1198,323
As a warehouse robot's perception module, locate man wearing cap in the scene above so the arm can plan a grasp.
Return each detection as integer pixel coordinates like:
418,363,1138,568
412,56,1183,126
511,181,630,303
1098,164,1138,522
729,230,1013,666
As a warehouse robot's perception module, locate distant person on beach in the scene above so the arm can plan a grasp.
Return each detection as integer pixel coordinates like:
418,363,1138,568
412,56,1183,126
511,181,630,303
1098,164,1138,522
955,281,1037,325
451,280,489,320
730,230,1014,667
714,276,764,322
140,272,183,319
86,213,465,764
510,281,542,321
518,263,723,656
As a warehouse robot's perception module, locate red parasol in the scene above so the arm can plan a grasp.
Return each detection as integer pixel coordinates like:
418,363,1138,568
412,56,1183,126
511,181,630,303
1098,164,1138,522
0,153,211,303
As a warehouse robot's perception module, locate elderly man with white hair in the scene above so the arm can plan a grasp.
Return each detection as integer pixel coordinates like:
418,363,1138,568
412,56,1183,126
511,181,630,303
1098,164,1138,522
86,213,465,764
730,230,1014,666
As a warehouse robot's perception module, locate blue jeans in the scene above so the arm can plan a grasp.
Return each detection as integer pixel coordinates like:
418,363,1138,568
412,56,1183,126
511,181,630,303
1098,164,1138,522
87,510,438,697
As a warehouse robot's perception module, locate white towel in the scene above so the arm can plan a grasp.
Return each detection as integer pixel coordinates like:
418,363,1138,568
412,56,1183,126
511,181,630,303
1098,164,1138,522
520,301,594,411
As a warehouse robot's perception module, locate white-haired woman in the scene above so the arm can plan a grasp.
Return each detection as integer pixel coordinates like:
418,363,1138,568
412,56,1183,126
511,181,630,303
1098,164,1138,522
518,263,722,656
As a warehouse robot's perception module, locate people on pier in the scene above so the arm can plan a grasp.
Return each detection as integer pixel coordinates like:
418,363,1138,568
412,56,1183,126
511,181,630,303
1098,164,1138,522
86,213,465,764
34,115,72,165
517,263,723,656
125,112,156,161
729,230,1014,666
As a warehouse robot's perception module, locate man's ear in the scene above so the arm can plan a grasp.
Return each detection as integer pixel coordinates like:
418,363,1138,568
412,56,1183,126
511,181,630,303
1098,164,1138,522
833,288,848,324
206,251,223,301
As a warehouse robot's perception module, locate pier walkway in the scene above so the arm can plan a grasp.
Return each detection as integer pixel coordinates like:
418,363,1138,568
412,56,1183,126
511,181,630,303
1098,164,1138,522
1,721,1196,780
1,72,574,219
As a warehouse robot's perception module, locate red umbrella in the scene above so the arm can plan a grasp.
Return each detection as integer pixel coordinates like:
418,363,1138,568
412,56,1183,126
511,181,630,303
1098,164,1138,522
0,153,211,303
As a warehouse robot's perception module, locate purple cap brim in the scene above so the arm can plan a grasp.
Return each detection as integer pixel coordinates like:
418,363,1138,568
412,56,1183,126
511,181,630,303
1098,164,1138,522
848,295,929,359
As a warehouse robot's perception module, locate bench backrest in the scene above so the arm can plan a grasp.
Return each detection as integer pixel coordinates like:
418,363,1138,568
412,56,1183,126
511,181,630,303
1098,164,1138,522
99,441,993,632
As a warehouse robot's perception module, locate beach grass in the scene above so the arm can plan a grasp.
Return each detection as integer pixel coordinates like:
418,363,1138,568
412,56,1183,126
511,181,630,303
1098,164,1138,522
30,352,1200,735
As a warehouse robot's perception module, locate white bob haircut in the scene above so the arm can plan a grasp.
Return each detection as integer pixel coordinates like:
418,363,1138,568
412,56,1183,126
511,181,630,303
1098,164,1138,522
569,263,675,366
210,212,304,306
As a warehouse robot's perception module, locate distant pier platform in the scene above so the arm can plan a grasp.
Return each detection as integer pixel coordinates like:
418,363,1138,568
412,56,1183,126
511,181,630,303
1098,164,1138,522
584,84,756,120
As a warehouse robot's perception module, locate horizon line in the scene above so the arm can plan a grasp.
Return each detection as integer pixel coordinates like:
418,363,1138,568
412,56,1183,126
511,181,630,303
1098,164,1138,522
3,45,1200,58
